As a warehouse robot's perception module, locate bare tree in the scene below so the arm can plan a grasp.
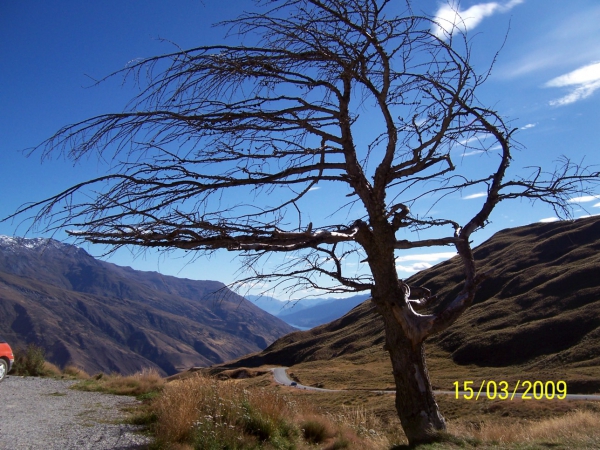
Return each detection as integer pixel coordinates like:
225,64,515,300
6,0,599,444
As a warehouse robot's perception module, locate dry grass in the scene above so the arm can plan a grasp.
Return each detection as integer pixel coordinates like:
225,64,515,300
72,367,165,398
446,409,600,448
289,343,600,396
42,361,63,377
153,373,300,448
61,364,90,379
150,373,403,450
223,369,600,449
54,363,599,449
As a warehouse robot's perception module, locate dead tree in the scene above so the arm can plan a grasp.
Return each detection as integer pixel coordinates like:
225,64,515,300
6,0,599,444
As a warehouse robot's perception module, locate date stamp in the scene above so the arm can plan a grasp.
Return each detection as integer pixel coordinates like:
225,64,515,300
452,380,567,400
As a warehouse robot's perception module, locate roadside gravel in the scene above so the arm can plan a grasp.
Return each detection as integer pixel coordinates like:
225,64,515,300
0,376,153,449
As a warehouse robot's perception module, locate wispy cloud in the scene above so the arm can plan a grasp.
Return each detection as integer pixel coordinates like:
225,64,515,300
396,252,457,263
545,62,600,106
539,217,560,223
397,263,433,273
499,5,600,79
458,133,491,146
396,252,456,273
460,150,485,157
521,123,536,130
432,0,524,39
594,202,600,208
463,192,487,200
568,194,600,203
308,186,321,191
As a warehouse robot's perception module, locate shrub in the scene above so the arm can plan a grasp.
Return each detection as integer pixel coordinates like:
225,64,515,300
12,344,47,376
301,418,333,444
324,437,351,450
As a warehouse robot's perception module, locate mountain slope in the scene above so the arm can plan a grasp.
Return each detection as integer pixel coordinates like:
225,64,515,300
228,217,600,372
0,236,295,375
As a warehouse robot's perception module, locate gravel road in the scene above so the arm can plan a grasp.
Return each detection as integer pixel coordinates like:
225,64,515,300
0,376,152,450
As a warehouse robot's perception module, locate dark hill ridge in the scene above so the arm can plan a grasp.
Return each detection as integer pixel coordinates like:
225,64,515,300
0,236,295,375
228,217,600,370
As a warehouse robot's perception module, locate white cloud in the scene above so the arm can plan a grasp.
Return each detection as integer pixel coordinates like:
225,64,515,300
396,252,457,263
594,202,600,208
397,263,433,273
545,62,600,106
460,150,485,157
308,186,321,191
463,192,487,200
521,123,536,130
433,0,524,39
568,194,600,203
458,133,491,146
396,251,457,273
539,217,559,223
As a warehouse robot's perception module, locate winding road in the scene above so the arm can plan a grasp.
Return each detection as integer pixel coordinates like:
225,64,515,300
270,367,600,401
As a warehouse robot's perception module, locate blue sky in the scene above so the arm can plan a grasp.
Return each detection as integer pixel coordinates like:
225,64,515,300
1,1,599,297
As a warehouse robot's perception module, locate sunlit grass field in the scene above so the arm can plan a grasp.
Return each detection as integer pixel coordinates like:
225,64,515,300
15,332,600,448
143,367,600,449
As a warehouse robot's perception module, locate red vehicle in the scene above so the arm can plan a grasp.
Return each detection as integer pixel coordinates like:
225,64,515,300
0,337,14,382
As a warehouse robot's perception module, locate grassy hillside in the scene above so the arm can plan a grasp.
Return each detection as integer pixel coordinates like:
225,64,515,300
223,217,600,393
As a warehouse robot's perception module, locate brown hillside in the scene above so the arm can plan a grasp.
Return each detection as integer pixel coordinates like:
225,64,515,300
0,236,295,375
226,217,600,390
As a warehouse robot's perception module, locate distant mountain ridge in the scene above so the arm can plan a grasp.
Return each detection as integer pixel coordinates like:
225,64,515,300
276,294,371,328
247,293,371,329
0,236,295,375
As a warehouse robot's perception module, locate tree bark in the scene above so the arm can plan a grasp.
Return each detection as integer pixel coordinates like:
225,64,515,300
365,222,446,445
376,298,446,444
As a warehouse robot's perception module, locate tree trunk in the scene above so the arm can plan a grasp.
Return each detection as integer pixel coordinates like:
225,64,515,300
362,219,447,444
379,301,446,444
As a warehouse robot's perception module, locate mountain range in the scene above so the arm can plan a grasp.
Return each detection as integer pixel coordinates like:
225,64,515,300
0,236,294,375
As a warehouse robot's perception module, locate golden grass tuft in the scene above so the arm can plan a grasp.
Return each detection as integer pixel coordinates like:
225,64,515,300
525,410,600,446
151,373,400,449
62,364,90,379
41,361,63,377
448,409,600,447
72,367,164,398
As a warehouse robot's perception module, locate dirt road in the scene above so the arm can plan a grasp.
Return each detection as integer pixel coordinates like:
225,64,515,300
0,376,151,449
